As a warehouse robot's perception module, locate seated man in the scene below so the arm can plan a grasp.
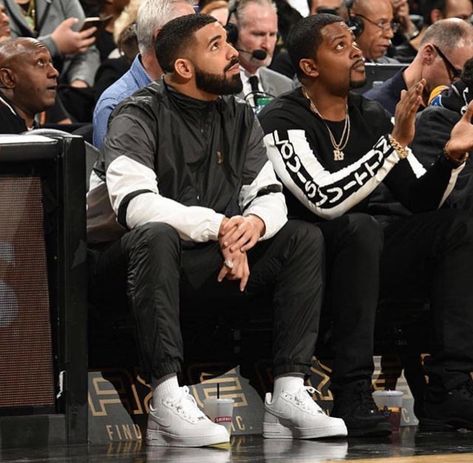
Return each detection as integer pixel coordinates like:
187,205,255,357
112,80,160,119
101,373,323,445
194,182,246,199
228,0,295,110
348,0,399,63
3,0,99,88
365,18,473,115
394,0,473,63
259,13,473,434
87,14,347,447
412,57,473,211
0,37,58,132
93,0,195,149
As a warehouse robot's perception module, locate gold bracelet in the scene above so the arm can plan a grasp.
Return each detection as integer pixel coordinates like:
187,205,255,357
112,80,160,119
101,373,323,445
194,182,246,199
388,135,409,159
443,142,469,167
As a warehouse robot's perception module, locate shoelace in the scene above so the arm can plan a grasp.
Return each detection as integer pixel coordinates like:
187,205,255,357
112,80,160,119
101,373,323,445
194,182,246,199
293,386,324,414
169,386,206,422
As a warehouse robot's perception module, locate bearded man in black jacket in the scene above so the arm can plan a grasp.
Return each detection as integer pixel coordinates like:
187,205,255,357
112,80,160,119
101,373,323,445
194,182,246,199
87,14,348,448
259,13,473,436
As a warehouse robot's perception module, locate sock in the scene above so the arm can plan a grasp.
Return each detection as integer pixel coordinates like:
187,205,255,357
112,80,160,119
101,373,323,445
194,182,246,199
273,374,304,398
152,373,180,408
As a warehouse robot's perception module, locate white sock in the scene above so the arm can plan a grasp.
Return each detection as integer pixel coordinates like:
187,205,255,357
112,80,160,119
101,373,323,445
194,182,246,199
152,373,180,408
273,374,304,398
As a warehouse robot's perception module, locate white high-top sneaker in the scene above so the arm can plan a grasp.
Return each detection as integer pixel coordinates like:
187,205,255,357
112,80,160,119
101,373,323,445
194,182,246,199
263,386,348,439
146,386,230,447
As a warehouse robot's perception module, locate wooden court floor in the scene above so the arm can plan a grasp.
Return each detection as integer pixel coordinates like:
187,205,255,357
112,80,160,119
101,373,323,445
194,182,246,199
1,428,473,462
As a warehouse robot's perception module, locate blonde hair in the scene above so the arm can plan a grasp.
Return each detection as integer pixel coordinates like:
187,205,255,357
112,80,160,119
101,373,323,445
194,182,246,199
113,0,142,44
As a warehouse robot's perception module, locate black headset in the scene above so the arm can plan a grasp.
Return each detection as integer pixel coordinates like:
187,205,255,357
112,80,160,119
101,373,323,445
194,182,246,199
345,0,364,37
225,0,240,44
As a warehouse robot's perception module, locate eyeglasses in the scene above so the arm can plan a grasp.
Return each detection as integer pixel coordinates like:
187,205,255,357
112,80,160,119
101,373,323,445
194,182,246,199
356,14,400,33
432,44,462,82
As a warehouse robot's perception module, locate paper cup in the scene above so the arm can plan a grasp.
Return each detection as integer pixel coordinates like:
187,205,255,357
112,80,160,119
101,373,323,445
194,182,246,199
372,390,404,432
203,398,234,435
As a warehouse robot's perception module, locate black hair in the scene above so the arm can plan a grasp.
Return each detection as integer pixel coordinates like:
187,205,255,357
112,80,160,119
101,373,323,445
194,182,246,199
155,14,217,73
287,13,344,80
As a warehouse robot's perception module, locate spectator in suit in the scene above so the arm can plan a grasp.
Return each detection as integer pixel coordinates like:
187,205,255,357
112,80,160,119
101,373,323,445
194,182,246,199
365,18,473,114
348,0,400,63
228,0,295,110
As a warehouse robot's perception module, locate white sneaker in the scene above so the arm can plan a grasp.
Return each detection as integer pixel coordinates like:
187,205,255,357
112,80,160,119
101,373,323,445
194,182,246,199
263,386,348,439
146,386,230,447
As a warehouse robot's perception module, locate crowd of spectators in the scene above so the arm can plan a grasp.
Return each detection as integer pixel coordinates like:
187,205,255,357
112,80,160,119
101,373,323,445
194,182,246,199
1,0,473,449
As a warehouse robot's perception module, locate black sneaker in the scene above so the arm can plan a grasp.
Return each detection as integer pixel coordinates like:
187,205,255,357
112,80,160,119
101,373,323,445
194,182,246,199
331,380,392,437
420,379,473,431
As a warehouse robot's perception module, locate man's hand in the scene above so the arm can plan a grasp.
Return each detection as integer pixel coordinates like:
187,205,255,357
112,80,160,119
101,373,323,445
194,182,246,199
51,18,96,55
444,100,473,163
392,0,417,36
219,214,266,253
217,246,250,292
392,79,424,147
70,79,88,88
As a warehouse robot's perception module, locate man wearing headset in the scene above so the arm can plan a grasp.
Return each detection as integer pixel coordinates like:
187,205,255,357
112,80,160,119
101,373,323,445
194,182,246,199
348,0,399,63
227,0,295,110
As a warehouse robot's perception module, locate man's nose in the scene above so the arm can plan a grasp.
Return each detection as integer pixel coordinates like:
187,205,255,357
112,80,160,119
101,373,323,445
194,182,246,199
48,63,59,78
384,26,394,39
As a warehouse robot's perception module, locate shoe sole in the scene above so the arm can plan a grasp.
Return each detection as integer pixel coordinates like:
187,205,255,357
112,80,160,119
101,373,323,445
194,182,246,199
419,417,473,432
146,428,229,447
263,421,348,439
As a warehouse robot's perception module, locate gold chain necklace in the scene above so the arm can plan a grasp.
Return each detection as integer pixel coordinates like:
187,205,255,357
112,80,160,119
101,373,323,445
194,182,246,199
302,87,350,161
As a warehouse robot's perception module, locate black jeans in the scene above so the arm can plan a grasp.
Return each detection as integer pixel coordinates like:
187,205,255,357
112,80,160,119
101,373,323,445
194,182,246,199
89,220,324,381
381,209,473,391
318,213,383,391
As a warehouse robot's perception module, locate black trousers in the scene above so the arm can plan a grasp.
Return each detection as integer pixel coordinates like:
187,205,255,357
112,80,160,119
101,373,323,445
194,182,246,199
381,209,473,391
89,220,324,381
318,209,473,393
318,213,383,391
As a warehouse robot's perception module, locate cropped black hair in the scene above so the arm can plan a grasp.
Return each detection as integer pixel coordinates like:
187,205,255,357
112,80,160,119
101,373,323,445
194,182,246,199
155,14,217,73
287,13,344,80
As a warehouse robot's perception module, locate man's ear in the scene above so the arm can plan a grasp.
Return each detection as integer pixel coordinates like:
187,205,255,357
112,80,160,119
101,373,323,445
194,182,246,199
420,43,435,66
0,68,15,89
174,58,193,80
299,58,319,79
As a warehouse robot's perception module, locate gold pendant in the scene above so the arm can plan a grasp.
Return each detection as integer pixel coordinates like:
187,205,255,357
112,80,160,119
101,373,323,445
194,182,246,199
334,149,344,161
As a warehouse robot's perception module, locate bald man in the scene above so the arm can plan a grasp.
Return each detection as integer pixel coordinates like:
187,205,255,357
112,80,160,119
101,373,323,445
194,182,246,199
350,0,399,62
365,18,473,114
0,38,59,133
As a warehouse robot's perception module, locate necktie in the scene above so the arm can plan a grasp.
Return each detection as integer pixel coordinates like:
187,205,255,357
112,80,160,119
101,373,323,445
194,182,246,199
248,75,260,106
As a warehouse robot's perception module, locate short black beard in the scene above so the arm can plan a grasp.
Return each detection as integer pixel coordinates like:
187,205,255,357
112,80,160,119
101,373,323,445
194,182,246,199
194,67,243,95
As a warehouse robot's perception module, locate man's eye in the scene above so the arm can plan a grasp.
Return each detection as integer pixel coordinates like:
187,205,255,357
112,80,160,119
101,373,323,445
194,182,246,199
336,42,345,50
211,42,219,50
37,59,45,67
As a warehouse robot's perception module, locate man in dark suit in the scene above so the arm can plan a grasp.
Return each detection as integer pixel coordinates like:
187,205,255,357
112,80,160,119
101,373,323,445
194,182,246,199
229,0,295,109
